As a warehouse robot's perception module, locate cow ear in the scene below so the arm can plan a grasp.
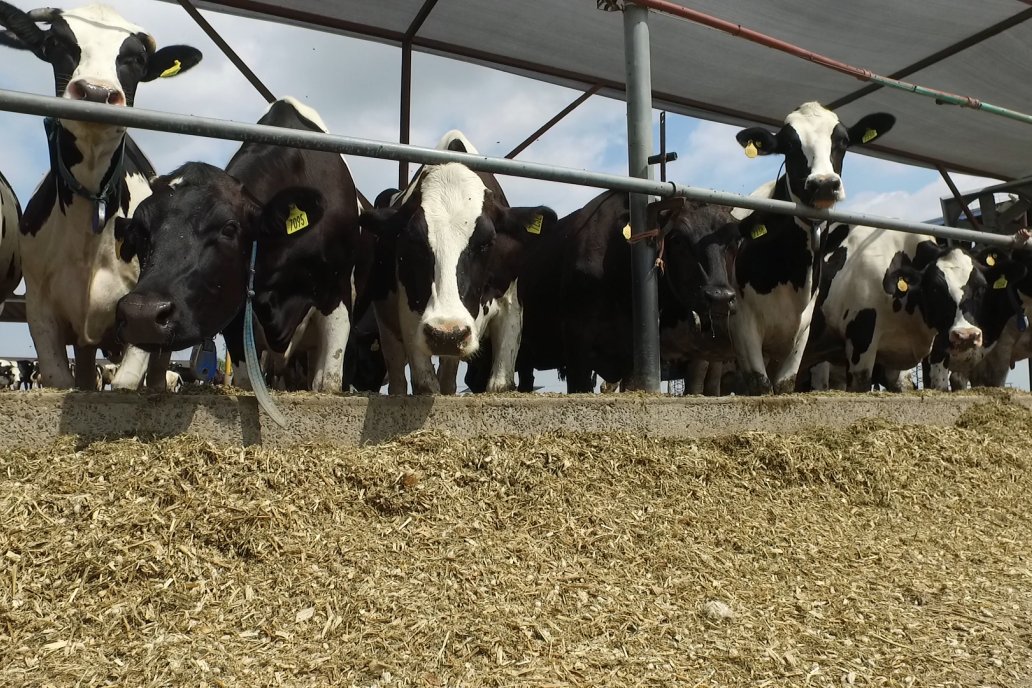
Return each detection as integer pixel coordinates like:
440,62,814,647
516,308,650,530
647,196,687,236
260,187,324,238
499,206,557,239
736,127,779,158
373,187,400,210
847,113,895,147
358,206,404,240
0,4,49,60
142,45,203,82
115,216,146,264
912,240,942,271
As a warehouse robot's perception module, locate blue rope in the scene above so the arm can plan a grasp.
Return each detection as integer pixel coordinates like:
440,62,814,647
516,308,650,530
243,241,288,428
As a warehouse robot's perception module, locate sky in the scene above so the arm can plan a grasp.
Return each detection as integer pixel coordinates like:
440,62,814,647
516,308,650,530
0,0,1026,390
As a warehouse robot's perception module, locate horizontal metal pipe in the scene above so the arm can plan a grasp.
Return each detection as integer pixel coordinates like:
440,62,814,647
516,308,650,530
0,87,1020,248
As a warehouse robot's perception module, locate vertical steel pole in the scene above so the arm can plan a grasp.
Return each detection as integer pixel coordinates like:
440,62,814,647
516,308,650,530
399,42,413,190
623,3,660,392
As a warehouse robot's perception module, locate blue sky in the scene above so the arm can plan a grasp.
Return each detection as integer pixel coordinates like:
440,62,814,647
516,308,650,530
0,1,1025,390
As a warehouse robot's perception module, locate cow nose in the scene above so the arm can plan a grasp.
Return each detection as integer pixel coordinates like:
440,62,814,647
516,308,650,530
68,79,125,105
704,286,736,314
423,323,473,354
949,327,983,351
117,293,175,345
805,176,842,195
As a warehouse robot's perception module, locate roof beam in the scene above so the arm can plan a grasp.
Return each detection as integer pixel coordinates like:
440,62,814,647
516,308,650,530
399,0,440,188
828,8,1032,110
505,85,602,159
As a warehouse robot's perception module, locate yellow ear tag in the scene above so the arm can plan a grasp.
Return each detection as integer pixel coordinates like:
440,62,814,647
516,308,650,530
993,275,1009,290
526,214,543,235
286,204,309,235
896,277,909,293
986,254,997,267
622,223,631,241
159,60,182,78
750,224,767,240
862,128,878,144
744,141,758,159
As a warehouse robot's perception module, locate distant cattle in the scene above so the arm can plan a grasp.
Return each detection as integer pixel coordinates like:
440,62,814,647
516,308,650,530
16,360,35,389
730,102,895,394
0,2,201,390
804,226,1025,391
116,98,362,393
0,359,17,388
361,130,557,395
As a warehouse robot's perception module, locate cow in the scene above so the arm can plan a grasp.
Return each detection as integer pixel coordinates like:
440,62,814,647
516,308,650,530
731,102,895,394
360,130,558,395
803,226,1025,391
0,359,17,388
494,191,739,394
0,2,201,390
0,172,20,313
115,98,362,395
16,359,35,389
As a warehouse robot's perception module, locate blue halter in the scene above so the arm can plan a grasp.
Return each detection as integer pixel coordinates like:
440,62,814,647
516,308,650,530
243,241,288,427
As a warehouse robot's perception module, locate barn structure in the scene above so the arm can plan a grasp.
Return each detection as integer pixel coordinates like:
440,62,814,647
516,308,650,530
0,0,1029,409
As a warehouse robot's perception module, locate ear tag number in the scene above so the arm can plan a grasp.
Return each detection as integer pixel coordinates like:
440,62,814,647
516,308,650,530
286,204,310,235
986,254,997,267
526,214,543,235
896,277,909,293
862,129,878,144
993,275,1009,290
622,223,632,241
744,141,758,159
750,224,767,240
160,60,182,78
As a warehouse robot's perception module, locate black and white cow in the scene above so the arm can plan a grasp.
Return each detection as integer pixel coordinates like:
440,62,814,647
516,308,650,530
730,102,895,394
116,98,363,394
0,171,21,313
0,2,200,390
16,359,35,389
361,130,557,395
803,226,1024,391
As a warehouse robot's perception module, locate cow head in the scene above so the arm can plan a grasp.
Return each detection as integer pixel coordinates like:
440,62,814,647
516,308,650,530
654,197,739,326
884,241,1026,368
0,3,200,130
360,162,556,359
114,162,324,351
736,102,895,209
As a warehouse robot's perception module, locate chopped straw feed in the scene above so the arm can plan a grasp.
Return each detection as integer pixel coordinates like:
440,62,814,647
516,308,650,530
2,400,1031,686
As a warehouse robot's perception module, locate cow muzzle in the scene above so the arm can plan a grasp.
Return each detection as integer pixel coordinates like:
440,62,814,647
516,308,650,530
949,326,983,352
67,79,126,106
804,175,842,209
422,322,474,357
704,285,737,316
116,293,175,348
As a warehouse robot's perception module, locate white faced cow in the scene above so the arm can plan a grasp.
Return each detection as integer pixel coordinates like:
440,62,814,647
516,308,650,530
0,2,200,390
730,102,895,394
361,131,557,395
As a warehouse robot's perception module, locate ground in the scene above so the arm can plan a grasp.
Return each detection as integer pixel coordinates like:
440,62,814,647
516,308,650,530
1,400,1031,686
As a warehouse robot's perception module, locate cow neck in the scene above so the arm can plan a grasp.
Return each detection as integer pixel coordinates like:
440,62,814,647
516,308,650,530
44,117,127,234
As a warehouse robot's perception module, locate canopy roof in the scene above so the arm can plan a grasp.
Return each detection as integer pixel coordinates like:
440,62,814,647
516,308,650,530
183,0,1032,180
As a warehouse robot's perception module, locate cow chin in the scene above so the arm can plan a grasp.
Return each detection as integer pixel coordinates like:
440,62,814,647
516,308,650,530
417,319,479,359
812,198,837,210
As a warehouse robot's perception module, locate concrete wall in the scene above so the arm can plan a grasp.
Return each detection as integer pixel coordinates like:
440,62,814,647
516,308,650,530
0,390,1023,448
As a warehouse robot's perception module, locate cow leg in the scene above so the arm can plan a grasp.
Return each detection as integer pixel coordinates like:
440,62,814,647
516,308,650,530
703,362,723,396
71,346,99,391
374,302,408,395
145,350,172,391
485,305,520,393
27,302,73,389
730,312,771,395
112,346,150,390
685,360,707,395
437,357,459,395
309,304,350,393
929,361,950,391
809,362,831,391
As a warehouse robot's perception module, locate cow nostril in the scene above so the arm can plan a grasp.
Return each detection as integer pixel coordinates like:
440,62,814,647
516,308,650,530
154,302,174,327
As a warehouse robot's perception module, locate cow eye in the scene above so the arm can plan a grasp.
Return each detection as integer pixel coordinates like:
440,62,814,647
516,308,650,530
220,221,240,240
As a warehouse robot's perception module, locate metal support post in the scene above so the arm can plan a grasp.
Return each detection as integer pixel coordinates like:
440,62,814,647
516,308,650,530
623,3,660,392
399,42,413,189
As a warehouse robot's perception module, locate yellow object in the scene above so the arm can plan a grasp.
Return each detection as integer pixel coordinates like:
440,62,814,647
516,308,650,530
622,223,631,241
896,277,909,293
286,204,309,235
986,254,997,267
862,128,878,144
744,142,758,159
750,224,767,240
526,214,543,235
160,60,182,78
994,275,1009,290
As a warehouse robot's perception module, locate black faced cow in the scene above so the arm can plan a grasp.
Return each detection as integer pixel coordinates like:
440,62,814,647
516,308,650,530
360,130,557,395
803,226,1024,391
730,102,895,394
0,2,200,390
115,98,363,394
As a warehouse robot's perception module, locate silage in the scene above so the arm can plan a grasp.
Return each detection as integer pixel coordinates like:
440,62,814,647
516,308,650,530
1,401,1031,687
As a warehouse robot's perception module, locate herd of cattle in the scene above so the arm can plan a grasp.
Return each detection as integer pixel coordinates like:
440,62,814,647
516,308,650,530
0,3,1029,399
